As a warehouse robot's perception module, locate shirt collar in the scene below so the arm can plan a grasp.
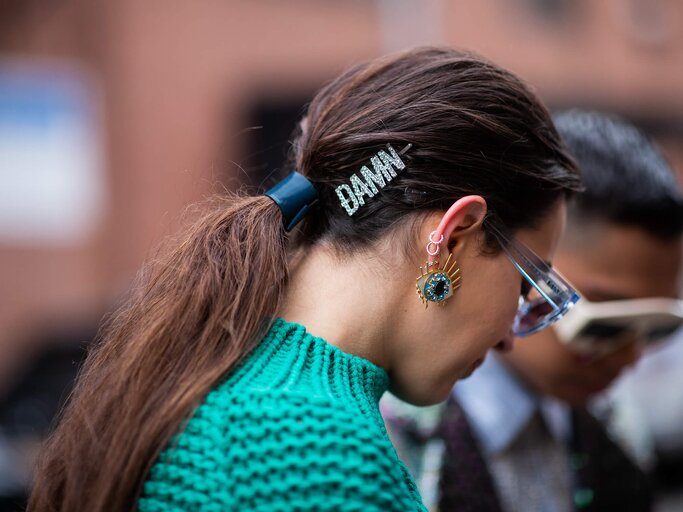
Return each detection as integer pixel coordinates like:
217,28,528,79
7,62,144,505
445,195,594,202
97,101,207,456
453,353,570,455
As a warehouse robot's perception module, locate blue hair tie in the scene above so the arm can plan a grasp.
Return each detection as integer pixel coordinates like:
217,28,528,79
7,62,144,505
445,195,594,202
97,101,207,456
264,171,318,232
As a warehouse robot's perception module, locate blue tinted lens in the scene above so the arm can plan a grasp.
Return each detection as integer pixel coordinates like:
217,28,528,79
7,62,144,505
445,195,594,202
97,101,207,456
514,292,580,336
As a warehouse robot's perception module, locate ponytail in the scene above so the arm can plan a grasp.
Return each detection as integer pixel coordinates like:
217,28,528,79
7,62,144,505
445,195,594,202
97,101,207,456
29,193,290,511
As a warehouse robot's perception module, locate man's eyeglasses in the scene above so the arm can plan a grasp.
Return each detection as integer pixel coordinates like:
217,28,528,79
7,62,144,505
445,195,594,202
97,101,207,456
553,297,683,357
488,223,581,337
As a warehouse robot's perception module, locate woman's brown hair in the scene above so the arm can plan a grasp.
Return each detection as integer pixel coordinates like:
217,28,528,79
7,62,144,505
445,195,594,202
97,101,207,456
29,47,581,511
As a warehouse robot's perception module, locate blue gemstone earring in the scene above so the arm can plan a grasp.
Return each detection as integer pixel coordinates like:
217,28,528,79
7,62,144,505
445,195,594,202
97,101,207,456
416,231,461,308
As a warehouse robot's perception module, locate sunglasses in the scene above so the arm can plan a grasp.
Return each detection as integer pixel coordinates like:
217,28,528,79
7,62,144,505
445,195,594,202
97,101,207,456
553,297,683,356
488,224,581,337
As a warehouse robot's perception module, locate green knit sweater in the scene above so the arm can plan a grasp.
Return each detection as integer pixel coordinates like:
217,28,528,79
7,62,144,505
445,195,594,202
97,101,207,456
138,318,426,511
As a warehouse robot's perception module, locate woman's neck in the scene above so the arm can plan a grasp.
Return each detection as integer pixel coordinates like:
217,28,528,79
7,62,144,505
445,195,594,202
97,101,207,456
277,243,408,372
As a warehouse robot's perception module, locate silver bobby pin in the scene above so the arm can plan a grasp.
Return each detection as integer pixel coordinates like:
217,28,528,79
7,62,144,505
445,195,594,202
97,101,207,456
399,143,412,155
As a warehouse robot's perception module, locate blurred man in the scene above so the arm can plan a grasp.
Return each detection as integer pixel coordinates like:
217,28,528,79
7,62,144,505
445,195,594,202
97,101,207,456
382,110,683,512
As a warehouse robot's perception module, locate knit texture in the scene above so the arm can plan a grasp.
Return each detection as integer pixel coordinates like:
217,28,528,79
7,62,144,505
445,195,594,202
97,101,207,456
138,318,426,511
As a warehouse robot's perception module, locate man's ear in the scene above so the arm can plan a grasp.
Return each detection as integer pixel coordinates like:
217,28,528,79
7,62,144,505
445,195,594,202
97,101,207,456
425,196,487,263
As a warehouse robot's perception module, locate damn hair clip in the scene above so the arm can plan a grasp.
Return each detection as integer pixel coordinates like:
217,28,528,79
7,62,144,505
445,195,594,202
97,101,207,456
335,143,412,216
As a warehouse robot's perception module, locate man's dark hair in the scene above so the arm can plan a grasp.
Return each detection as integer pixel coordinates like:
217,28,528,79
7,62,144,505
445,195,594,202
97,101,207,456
554,110,683,239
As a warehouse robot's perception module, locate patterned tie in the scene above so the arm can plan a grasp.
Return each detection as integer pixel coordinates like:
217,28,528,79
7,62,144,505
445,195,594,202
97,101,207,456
486,410,573,512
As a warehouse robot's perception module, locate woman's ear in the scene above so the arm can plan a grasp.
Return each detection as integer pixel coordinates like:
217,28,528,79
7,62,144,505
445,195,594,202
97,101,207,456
425,196,487,263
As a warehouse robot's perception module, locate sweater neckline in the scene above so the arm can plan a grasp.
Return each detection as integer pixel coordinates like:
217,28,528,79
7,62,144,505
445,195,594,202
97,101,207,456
262,316,390,402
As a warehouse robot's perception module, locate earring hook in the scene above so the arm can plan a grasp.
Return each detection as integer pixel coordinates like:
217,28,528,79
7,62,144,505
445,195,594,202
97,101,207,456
426,230,443,256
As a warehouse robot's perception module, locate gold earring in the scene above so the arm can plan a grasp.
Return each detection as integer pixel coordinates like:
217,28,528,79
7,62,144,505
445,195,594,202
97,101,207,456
416,232,461,308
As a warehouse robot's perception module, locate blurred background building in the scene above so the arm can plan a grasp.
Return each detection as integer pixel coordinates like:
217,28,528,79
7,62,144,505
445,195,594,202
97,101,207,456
1,0,682,510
